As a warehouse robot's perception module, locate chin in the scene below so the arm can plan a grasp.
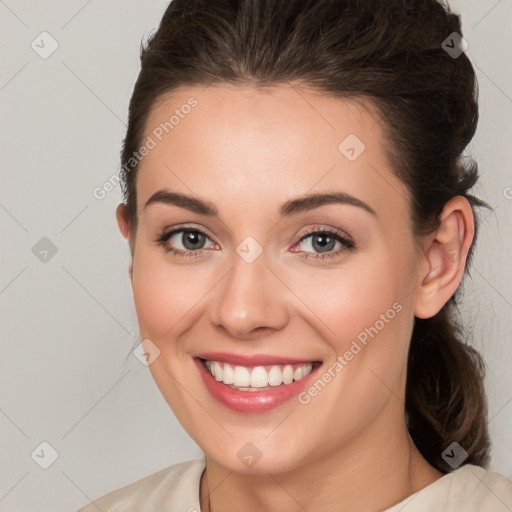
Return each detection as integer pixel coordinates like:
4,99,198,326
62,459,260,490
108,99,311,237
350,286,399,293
202,438,313,475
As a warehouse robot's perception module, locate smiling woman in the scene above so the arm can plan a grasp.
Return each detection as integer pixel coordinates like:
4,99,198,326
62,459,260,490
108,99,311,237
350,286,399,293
77,0,512,511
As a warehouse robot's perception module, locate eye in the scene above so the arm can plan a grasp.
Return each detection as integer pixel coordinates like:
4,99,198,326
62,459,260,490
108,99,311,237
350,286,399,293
292,227,355,260
155,227,218,258
154,225,355,260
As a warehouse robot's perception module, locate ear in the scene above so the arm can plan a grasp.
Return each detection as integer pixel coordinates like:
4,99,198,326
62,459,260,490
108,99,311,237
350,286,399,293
115,203,134,281
414,196,475,319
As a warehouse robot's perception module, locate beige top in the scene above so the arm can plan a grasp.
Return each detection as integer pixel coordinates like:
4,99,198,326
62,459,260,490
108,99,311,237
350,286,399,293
77,456,512,511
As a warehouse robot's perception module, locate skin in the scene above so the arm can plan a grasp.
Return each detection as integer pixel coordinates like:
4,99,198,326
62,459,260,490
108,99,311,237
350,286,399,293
116,83,474,512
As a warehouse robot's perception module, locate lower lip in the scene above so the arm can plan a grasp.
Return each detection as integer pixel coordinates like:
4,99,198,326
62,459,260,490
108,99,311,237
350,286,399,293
194,357,321,413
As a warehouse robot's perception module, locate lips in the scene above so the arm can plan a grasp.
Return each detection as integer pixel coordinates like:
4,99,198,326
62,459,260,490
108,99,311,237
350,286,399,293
193,352,322,413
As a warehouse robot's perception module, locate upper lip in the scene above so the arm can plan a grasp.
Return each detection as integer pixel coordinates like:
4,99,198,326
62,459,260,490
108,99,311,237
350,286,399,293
194,352,320,367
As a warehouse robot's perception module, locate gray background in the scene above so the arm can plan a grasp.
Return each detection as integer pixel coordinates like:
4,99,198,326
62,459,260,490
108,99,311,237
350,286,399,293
1,1,511,511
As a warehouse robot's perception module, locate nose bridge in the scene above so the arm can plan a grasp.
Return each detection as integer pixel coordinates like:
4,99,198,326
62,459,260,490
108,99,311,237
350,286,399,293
210,243,289,338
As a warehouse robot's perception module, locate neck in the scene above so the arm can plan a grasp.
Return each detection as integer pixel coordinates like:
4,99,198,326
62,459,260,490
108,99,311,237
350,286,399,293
200,416,443,512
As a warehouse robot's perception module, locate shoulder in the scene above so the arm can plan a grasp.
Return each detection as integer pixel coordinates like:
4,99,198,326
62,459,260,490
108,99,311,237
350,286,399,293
76,456,206,512
386,464,512,511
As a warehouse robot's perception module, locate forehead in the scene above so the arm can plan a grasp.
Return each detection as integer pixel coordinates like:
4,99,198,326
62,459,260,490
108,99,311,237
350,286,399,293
136,83,410,224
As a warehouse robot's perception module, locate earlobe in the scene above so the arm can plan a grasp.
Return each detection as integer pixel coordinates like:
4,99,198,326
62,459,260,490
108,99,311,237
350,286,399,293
414,197,474,319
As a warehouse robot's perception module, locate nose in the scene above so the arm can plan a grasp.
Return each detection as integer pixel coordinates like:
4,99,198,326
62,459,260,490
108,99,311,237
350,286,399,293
209,250,290,340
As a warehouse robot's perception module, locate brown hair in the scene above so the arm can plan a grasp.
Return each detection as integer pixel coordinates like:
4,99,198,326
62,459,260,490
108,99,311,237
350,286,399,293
119,0,491,472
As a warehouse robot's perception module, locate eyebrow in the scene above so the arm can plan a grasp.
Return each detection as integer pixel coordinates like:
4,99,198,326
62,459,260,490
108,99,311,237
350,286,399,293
143,189,377,218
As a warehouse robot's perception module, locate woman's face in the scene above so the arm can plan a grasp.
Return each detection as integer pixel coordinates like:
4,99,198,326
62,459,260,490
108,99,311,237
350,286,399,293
118,84,427,473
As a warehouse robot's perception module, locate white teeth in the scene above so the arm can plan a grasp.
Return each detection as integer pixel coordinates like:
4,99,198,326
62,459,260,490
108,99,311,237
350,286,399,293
249,366,268,388
222,363,234,385
212,361,223,381
282,365,294,385
233,366,250,387
293,366,304,381
202,360,316,389
268,366,283,386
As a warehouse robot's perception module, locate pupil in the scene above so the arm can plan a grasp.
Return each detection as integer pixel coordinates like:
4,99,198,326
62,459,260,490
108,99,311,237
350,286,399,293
183,231,204,250
313,234,335,253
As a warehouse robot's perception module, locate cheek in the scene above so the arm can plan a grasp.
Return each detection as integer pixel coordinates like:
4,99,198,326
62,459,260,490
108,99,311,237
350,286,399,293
130,248,210,339
285,258,414,438
289,250,414,377
296,257,408,336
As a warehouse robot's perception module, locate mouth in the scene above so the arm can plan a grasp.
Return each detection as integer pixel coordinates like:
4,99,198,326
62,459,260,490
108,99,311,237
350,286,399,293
197,358,322,391
193,356,323,413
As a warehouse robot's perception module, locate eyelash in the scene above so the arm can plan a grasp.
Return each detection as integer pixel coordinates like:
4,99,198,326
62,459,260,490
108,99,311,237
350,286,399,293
154,225,356,261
